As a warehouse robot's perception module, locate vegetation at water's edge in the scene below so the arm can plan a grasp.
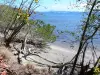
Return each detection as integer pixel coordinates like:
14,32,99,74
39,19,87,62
0,0,100,75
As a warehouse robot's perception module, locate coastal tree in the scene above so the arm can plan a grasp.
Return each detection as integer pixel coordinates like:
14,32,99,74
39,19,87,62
55,0,100,75
0,0,56,64
1,0,100,75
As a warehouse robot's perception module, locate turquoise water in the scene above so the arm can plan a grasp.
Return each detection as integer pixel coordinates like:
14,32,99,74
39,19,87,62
30,11,85,31
30,11,100,47
30,12,85,41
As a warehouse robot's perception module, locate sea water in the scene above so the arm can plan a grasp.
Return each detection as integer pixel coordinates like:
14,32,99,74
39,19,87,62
30,11,100,48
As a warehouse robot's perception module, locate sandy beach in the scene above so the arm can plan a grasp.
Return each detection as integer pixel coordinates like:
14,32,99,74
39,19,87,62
22,41,100,68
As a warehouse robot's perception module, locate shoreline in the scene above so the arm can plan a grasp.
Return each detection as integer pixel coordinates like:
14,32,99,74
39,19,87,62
24,41,100,67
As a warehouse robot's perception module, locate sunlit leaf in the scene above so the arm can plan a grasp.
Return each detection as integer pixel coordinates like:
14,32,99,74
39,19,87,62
35,0,38,3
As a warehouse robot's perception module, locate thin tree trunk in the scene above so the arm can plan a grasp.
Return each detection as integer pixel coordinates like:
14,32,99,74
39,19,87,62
5,22,25,47
70,0,97,75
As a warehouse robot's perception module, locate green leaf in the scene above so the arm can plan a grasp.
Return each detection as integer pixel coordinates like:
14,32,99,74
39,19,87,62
35,20,56,42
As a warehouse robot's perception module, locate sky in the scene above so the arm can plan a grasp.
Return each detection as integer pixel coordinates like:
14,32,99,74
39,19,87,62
0,0,87,12
36,0,87,12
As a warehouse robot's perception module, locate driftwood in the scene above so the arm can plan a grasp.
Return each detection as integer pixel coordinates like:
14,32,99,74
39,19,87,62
13,38,45,48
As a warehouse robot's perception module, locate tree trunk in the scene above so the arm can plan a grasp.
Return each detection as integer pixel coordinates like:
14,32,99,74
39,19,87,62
4,22,25,47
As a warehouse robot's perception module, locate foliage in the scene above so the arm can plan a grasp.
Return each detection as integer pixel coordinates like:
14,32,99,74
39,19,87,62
1,0,100,75
35,0,38,3
34,20,56,42
56,0,100,75
0,0,56,47
0,0,56,64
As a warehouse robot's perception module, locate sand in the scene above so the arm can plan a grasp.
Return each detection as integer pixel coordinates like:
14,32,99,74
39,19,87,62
22,41,100,68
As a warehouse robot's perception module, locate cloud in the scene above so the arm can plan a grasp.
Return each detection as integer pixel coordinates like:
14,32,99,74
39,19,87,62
36,2,87,12
48,3,87,11
78,2,87,7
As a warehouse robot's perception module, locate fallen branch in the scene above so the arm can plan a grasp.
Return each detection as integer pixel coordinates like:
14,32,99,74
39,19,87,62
26,57,82,68
13,38,45,48
23,53,59,64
